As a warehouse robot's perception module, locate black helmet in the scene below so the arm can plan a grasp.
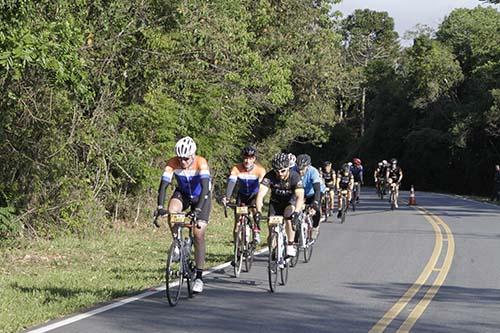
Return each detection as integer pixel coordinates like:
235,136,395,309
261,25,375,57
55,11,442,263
342,163,350,173
323,161,332,167
296,154,312,169
242,146,257,157
272,153,290,170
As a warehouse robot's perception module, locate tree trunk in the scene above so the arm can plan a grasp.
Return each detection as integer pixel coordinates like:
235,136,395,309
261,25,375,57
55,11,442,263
360,86,366,136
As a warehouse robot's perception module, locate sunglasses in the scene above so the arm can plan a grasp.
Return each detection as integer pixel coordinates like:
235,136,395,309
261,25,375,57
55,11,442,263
277,168,288,174
179,157,192,162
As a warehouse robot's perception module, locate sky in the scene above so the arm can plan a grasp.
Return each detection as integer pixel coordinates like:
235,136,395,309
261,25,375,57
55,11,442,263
332,0,499,45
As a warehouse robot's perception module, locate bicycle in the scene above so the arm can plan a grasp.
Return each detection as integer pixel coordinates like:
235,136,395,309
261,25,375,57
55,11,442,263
224,203,257,278
338,189,350,224
351,182,359,212
321,187,333,220
388,178,398,210
290,207,314,267
265,215,289,292
377,178,386,200
153,211,197,306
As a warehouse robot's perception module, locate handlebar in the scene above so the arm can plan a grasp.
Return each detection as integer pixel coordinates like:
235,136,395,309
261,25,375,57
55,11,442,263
152,211,199,229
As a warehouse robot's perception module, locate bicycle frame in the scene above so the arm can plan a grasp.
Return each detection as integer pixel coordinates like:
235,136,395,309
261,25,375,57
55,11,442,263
267,215,288,292
225,203,256,277
154,212,196,306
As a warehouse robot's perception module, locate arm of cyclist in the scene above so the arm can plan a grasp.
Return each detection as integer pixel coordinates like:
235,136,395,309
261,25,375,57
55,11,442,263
312,182,321,211
223,166,239,205
294,188,305,215
255,183,269,214
194,159,211,217
157,163,174,216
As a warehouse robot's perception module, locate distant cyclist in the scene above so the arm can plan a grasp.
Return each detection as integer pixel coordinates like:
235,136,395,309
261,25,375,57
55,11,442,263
296,154,325,240
336,163,354,218
374,162,385,194
222,146,266,244
321,161,336,213
350,158,364,202
386,158,403,208
256,153,305,257
156,136,211,293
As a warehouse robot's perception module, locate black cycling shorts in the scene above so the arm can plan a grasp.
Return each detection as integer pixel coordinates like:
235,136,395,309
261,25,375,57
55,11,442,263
268,199,295,217
171,189,211,222
236,193,257,207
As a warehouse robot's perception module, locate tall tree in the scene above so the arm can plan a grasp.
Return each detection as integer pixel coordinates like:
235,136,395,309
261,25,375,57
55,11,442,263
341,9,399,135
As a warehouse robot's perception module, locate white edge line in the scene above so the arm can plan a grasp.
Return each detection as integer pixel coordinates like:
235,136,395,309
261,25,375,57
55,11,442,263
26,248,269,333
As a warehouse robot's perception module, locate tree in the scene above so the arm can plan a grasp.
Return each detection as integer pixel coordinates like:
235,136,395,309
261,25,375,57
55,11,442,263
341,9,399,135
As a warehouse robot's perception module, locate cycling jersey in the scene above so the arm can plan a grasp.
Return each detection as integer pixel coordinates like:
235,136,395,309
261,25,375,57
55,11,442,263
350,165,364,182
301,166,326,198
322,170,336,185
388,166,402,181
338,172,353,190
162,156,210,199
227,163,266,197
261,169,303,204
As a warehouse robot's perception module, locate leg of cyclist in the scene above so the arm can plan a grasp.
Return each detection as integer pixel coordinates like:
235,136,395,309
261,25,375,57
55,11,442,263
283,205,296,257
329,187,335,212
167,194,184,260
191,195,211,293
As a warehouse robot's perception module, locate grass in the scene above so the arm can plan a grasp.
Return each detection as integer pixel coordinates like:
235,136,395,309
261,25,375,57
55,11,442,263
0,203,262,333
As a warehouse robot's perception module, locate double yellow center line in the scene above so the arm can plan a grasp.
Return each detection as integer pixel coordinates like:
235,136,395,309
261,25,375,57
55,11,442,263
369,206,455,333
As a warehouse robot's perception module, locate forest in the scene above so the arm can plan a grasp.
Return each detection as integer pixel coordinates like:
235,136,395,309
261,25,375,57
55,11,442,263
1,0,499,239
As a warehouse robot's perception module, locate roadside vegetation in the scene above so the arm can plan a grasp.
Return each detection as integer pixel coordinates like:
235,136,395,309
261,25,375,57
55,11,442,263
0,1,498,332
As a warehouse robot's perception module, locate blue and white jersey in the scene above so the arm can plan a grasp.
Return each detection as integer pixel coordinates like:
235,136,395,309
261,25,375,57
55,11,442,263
162,156,210,198
301,166,326,198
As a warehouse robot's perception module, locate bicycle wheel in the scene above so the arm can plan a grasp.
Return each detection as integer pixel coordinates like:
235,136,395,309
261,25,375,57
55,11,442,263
268,230,279,292
390,191,395,210
233,223,244,277
351,192,356,212
341,198,347,224
244,221,254,272
166,241,183,306
186,257,195,298
304,241,313,263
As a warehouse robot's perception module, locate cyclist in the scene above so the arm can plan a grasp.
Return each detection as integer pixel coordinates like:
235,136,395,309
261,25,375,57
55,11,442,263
350,158,364,203
296,154,325,240
336,163,354,218
321,161,336,213
156,136,211,293
222,146,266,243
386,158,403,208
288,153,297,170
256,153,305,257
374,162,384,194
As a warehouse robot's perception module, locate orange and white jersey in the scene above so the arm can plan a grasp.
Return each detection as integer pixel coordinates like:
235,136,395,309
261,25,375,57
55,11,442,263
162,156,210,198
228,163,266,196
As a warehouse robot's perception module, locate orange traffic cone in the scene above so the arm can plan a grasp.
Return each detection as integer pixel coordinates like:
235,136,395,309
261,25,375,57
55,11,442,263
408,185,417,205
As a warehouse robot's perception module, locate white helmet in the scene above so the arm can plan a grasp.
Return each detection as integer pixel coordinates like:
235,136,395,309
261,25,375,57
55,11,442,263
175,136,197,157
288,153,296,168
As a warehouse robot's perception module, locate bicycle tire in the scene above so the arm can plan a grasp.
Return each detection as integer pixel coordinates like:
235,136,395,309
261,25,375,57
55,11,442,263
186,258,195,298
233,223,244,278
341,197,347,224
304,242,313,262
166,241,183,306
268,231,279,292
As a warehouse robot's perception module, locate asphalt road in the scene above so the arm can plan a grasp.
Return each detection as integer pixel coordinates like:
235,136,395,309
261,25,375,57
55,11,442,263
26,190,500,333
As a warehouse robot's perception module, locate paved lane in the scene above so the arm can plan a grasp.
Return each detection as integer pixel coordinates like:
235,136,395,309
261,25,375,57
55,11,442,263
26,190,500,333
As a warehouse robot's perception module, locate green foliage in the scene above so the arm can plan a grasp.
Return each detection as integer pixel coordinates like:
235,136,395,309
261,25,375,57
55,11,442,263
0,207,18,239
